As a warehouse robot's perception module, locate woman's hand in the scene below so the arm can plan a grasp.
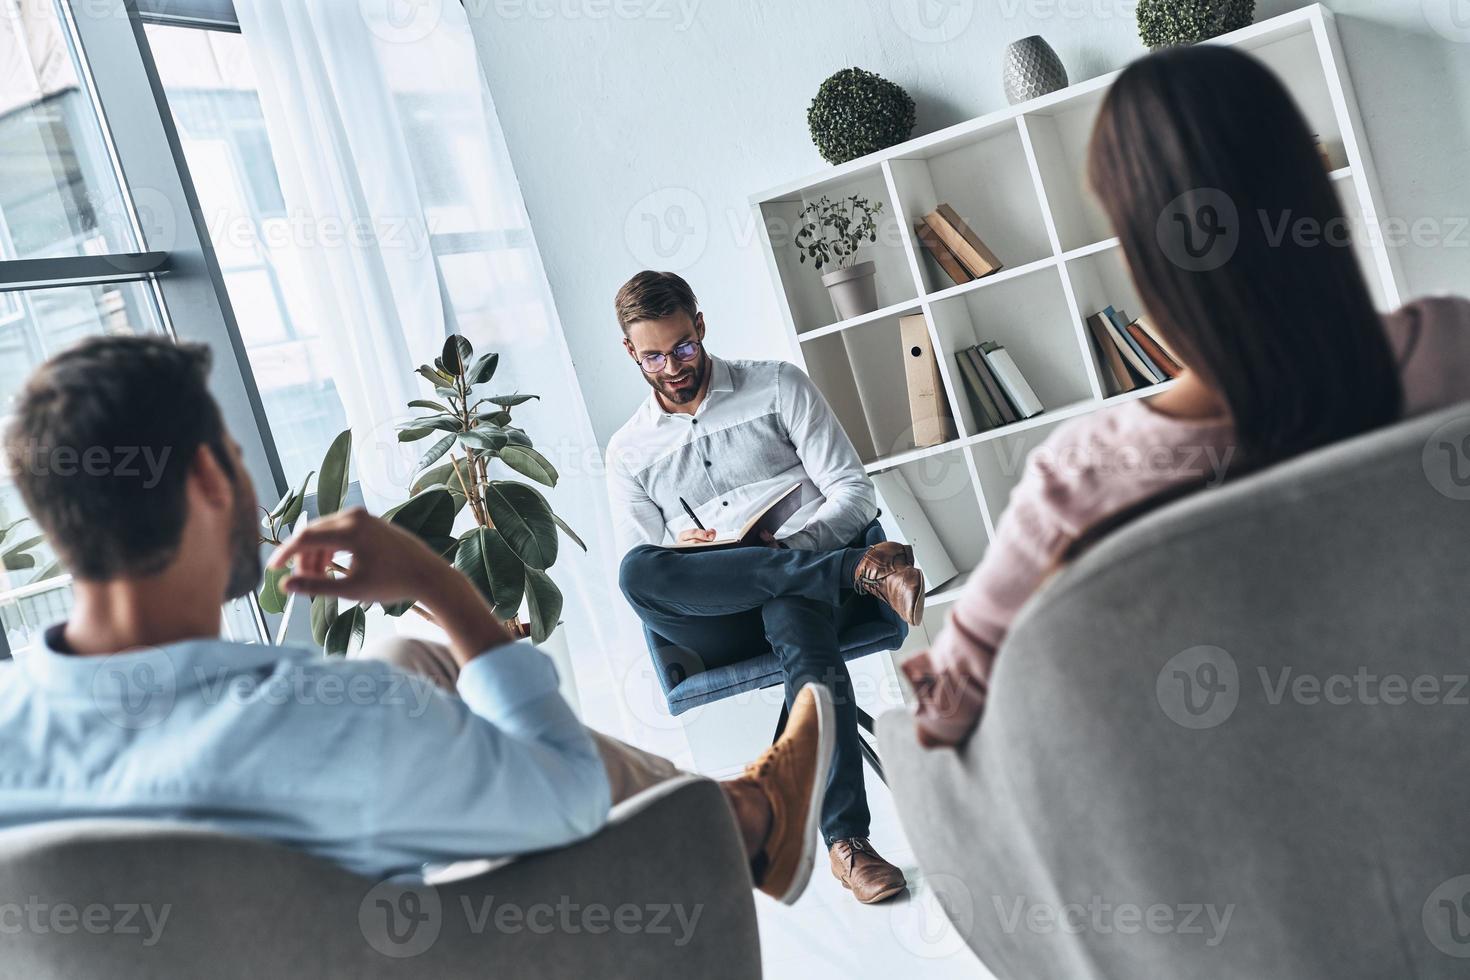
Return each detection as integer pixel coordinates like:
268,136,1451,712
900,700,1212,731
902,652,985,749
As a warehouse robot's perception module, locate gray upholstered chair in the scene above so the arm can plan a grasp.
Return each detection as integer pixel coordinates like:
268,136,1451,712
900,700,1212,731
880,402,1470,979
0,775,760,979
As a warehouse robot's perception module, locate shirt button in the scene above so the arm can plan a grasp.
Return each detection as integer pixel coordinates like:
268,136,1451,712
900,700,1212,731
691,419,699,426
704,460,712,467
722,501,729,506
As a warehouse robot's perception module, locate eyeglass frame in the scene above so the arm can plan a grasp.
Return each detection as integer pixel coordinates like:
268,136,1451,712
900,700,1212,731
631,338,704,375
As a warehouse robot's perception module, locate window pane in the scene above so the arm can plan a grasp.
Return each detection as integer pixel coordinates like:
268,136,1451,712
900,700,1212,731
0,280,165,658
0,1,140,259
143,24,350,487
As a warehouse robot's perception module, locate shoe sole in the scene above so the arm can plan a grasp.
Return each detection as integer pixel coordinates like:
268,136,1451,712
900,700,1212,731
775,684,836,906
841,878,909,904
900,545,925,627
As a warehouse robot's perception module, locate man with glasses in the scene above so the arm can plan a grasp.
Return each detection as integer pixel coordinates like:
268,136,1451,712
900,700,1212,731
605,270,921,904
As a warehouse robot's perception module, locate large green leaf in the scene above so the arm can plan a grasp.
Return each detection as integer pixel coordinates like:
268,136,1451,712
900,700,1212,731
324,605,366,657
458,428,508,453
497,445,558,487
384,487,458,543
501,427,532,448
417,433,455,470
407,399,451,413
468,351,499,385
477,409,513,427
278,469,314,531
412,461,457,494
482,481,558,570
258,566,289,615
415,364,453,387
2,552,35,571
487,393,539,408
454,526,525,619
551,512,587,552
397,426,434,443
523,568,563,643
317,430,352,517
310,594,338,646
441,335,473,375
31,559,62,584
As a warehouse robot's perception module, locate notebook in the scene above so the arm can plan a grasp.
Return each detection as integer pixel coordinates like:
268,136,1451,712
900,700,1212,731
669,483,805,550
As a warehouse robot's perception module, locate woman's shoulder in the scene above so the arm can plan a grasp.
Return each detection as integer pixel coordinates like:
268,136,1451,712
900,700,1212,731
1384,295,1470,416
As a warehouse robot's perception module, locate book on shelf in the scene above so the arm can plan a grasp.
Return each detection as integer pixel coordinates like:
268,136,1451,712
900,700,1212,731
963,345,1019,424
923,204,1004,280
1100,306,1166,384
955,347,1003,429
1085,311,1140,395
1133,316,1184,373
914,220,974,286
980,342,1044,419
1126,319,1182,379
898,313,958,448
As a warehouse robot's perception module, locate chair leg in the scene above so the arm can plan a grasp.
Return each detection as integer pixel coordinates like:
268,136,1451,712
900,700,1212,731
858,734,886,785
772,701,789,745
855,707,877,736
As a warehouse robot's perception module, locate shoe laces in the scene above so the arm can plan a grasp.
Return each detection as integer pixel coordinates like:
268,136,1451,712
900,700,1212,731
833,837,873,870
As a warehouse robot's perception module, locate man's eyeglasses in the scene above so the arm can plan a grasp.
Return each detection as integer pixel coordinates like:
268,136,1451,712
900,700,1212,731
637,339,702,374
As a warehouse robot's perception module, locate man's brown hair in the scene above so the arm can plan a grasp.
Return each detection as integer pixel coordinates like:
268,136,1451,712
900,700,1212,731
4,335,235,581
613,270,699,333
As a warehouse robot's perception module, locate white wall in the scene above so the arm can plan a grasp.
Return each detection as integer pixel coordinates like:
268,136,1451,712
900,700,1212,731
466,0,1470,449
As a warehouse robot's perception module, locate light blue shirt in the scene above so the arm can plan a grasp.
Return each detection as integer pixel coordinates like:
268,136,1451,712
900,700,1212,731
0,626,611,879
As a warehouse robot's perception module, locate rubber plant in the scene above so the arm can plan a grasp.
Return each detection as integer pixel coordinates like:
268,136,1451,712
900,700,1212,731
0,518,57,584
258,334,585,655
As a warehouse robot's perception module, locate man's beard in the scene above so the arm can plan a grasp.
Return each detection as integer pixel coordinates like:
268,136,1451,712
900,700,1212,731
646,352,709,406
224,478,262,601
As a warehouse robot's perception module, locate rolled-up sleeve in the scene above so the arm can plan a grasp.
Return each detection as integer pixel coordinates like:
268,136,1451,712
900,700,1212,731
366,641,610,870
776,362,878,551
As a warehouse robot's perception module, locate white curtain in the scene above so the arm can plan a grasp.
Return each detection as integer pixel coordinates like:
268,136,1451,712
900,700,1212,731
234,0,688,760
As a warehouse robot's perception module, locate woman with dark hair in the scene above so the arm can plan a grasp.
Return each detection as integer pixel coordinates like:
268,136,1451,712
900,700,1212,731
905,45,1470,747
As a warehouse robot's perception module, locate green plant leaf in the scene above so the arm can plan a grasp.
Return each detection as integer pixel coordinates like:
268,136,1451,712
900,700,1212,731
2,551,35,571
501,427,532,448
482,481,558,570
524,568,563,643
31,559,62,584
407,399,451,413
487,393,539,408
477,409,513,427
417,433,455,470
468,352,500,385
416,414,464,434
310,594,338,645
279,470,314,531
258,566,289,615
411,461,457,494
0,517,28,541
380,599,415,617
497,445,558,487
416,364,453,386
397,426,434,443
324,605,366,657
551,512,587,552
441,335,473,375
454,526,526,619
458,428,508,453
434,386,460,402
317,429,352,517
383,487,458,543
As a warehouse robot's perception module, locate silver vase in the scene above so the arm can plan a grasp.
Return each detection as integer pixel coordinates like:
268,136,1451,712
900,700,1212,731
1003,36,1068,106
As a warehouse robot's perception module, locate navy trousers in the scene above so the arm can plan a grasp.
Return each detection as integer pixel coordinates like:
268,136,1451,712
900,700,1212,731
618,537,871,844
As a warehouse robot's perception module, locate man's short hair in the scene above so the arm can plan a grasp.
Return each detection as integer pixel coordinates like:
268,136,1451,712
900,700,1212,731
614,270,699,333
4,335,235,581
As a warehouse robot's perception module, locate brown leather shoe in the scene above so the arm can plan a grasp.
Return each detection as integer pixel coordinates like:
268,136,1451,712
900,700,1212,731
739,684,835,905
829,838,907,904
854,541,925,626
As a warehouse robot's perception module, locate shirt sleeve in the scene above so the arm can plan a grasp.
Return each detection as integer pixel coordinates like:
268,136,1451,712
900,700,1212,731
364,641,611,870
605,438,668,554
774,362,878,552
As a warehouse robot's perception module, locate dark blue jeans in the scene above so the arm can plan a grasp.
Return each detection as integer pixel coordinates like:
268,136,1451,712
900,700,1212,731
618,538,871,844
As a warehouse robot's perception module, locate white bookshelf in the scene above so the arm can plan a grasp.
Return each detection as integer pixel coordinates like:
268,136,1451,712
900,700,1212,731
750,4,1403,619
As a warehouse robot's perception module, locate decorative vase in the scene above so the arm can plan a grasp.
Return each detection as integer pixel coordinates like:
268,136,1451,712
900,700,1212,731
1003,36,1068,106
821,261,879,321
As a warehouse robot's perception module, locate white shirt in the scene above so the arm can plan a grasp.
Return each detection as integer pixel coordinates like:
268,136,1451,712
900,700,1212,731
605,356,878,554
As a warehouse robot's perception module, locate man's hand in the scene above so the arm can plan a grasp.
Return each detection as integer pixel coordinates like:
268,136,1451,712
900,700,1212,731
268,508,513,665
677,528,718,545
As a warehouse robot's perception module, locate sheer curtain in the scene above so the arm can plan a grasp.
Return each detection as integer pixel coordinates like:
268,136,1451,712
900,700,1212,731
233,0,687,760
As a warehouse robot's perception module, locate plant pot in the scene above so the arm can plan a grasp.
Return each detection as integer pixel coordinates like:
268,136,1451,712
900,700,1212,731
1003,36,1068,106
821,261,879,321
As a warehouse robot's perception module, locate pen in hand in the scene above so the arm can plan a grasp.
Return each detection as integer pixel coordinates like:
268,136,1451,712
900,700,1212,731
679,496,707,531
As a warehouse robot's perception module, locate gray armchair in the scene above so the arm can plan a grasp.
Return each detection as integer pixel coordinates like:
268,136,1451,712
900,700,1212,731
0,774,761,979
880,402,1470,979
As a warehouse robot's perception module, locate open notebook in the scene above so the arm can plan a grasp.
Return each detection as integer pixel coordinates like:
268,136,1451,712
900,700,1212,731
669,483,804,550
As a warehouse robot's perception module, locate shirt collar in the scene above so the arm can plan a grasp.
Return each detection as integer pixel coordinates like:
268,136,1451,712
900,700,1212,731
641,355,734,424
14,621,312,699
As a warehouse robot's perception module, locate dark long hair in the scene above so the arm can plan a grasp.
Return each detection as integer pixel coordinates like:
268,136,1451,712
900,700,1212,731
1068,46,1401,558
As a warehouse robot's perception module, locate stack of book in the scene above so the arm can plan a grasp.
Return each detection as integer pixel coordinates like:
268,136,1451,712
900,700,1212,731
1084,306,1183,394
953,342,1044,431
915,204,1004,287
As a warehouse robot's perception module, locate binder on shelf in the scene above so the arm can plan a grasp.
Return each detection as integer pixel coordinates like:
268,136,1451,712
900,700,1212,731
915,220,975,287
965,346,1018,424
980,342,1044,419
871,470,960,594
1085,312,1139,395
899,313,958,448
923,204,1004,280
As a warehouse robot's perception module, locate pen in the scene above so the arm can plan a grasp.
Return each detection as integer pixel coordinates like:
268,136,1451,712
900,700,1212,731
679,496,707,531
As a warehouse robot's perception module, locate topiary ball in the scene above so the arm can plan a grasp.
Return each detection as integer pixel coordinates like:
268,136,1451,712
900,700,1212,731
807,68,917,166
1137,0,1255,49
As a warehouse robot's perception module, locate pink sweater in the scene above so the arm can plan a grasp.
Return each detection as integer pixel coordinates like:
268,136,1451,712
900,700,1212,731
905,296,1470,746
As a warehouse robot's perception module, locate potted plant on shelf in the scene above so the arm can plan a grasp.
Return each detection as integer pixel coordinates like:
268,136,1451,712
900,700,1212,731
1137,0,1254,49
259,333,585,655
795,194,884,321
807,67,917,166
